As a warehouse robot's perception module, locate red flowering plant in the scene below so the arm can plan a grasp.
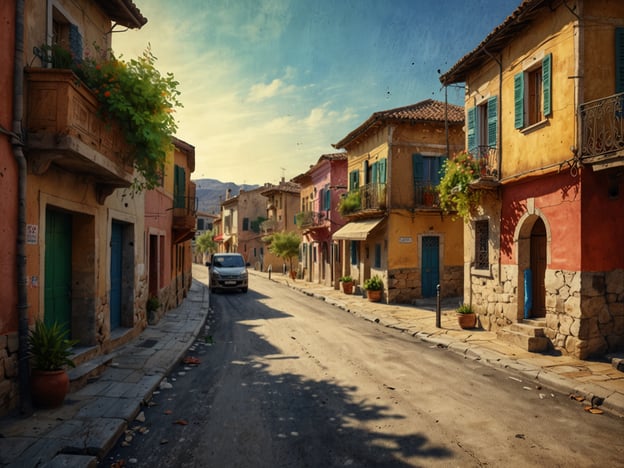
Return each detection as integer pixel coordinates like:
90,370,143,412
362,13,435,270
39,44,182,191
437,151,481,221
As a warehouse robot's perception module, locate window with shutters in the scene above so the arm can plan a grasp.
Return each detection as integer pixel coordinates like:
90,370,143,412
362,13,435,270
515,54,552,129
475,220,489,270
468,97,497,157
242,218,249,231
349,169,360,191
174,165,186,208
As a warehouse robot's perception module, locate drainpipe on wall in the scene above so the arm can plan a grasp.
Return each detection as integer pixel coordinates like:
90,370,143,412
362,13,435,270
12,0,32,415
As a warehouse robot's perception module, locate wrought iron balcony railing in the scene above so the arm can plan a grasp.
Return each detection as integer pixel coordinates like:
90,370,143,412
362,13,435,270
472,145,499,179
580,92,624,160
413,182,439,207
295,211,326,229
358,183,387,211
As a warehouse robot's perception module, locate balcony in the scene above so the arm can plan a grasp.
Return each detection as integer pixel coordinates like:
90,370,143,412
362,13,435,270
173,196,197,243
260,218,280,233
580,92,624,170
413,182,439,208
469,146,500,190
25,68,134,203
359,183,387,211
295,211,327,231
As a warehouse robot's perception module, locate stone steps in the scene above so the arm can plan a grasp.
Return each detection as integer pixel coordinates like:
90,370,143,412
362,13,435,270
497,319,550,353
67,352,115,393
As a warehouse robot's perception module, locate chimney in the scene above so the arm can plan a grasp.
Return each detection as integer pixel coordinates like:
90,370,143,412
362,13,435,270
225,188,231,200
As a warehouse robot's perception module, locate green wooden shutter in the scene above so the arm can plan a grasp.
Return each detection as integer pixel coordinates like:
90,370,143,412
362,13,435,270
467,106,476,152
616,28,624,93
542,54,552,116
487,96,498,147
324,186,331,210
371,161,379,184
514,72,525,129
174,165,186,208
378,158,387,184
349,170,359,191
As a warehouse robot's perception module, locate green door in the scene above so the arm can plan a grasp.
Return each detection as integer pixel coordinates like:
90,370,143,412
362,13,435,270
44,209,72,335
110,221,123,329
421,236,440,298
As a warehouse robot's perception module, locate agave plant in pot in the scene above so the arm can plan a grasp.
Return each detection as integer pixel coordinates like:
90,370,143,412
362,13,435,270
28,320,78,408
456,303,478,329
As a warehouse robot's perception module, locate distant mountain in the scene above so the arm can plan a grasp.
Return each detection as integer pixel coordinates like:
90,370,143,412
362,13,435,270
193,178,260,215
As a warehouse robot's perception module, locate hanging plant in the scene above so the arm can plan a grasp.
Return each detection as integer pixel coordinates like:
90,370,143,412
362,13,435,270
40,44,182,192
438,151,481,221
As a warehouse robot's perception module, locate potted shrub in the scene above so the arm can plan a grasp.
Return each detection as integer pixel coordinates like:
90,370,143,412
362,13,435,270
456,303,477,329
28,320,78,408
340,276,354,294
363,275,384,302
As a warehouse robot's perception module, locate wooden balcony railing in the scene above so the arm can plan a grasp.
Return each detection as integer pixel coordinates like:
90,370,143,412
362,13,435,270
472,145,499,180
25,69,135,199
580,92,624,165
173,196,197,243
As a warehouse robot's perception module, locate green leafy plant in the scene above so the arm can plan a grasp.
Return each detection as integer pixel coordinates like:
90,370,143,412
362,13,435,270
146,296,160,313
456,303,475,314
264,230,301,273
28,321,78,370
363,275,384,291
339,275,353,283
438,151,481,221
195,230,218,255
338,191,361,216
41,44,182,191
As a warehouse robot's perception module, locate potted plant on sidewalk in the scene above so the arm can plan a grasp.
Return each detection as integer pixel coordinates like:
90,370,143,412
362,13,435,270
340,276,354,294
28,320,78,408
363,275,384,302
456,303,477,329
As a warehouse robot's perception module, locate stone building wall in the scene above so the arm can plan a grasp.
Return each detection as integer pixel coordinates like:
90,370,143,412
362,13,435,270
0,333,19,417
470,265,518,331
470,265,624,359
545,269,624,359
388,265,463,304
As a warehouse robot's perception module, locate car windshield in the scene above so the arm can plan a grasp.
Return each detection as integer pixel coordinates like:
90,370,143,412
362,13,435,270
212,256,245,268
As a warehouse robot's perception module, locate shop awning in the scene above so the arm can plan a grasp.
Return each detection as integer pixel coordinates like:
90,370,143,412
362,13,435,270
333,218,385,241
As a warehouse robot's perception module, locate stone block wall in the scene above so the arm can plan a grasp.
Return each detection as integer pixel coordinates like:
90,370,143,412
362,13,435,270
0,333,19,417
545,269,624,359
470,265,518,331
388,265,463,304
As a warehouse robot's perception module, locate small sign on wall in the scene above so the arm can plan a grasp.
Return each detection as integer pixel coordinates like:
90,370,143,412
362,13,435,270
26,224,38,245
399,236,413,244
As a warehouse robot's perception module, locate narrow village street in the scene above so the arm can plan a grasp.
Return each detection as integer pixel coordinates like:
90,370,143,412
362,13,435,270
100,270,624,468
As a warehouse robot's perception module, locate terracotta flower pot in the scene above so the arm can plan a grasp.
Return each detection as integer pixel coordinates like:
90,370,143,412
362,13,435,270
367,289,382,302
31,369,70,409
342,282,354,294
457,313,477,329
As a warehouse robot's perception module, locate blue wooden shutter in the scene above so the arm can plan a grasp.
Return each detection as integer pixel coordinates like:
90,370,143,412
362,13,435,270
542,54,552,116
616,28,624,93
487,96,498,147
467,106,476,153
514,73,524,129
412,154,424,183
350,241,358,265
349,170,359,191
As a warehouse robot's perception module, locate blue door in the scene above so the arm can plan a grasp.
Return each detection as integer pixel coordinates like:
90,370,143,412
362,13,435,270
110,221,123,329
421,236,439,298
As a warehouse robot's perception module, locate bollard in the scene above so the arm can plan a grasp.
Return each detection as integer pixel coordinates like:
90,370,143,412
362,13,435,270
268,264,272,280
436,284,441,328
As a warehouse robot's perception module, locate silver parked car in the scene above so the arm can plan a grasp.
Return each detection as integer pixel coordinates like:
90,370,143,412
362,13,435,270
206,253,249,293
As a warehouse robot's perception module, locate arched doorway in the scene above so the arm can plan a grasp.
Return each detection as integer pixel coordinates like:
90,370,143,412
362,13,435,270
529,218,547,318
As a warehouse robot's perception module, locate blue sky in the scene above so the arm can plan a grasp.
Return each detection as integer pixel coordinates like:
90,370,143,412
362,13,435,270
114,0,520,185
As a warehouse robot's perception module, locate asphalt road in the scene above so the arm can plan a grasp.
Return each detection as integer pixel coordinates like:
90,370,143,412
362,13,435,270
100,270,624,467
